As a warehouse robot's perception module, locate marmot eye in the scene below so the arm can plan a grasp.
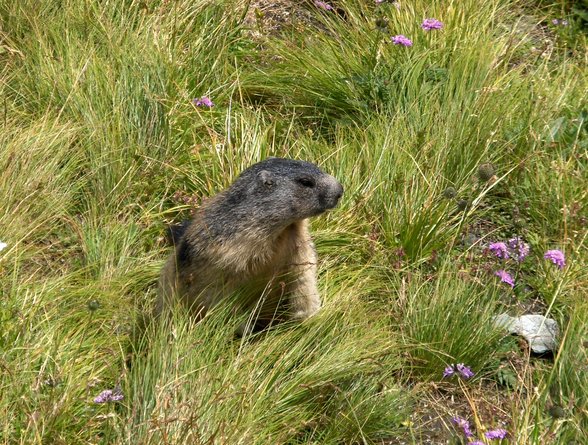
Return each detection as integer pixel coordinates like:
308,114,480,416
297,178,315,188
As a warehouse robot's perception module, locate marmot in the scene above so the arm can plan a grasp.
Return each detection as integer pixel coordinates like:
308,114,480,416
156,158,344,333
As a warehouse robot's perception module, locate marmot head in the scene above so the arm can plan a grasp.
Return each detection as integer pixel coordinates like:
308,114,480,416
228,158,344,229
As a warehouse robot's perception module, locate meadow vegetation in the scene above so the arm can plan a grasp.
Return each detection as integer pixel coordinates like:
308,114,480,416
0,0,586,443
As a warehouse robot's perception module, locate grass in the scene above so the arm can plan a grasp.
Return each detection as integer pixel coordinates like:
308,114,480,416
1,0,587,443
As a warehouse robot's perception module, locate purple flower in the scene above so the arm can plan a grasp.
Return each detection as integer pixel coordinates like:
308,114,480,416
485,428,508,440
495,270,515,288
451,416,474,438
192,96,214,108
489,242,509,259
94,388,124,404
468,441,485,445
561,20,569,26
443,363,474,379
443,365,455,377
421,18,443,31
552,19,559,25
507,237,529,262
391,35,412,46
456,363,475,379
544,249,565,269
314,0,334,10
489,237,529,262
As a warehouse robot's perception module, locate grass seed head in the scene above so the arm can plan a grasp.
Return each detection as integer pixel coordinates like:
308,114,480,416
477,163,495,182
457,199,470,212
87,300,101,312
442,186,457,199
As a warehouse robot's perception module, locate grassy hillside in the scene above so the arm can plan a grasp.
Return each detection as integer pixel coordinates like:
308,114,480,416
1,0,586,443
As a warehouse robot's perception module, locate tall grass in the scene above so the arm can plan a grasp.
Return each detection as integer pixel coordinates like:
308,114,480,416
1,0,586,443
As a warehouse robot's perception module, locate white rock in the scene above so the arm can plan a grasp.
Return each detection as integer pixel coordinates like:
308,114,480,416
494,313,559,354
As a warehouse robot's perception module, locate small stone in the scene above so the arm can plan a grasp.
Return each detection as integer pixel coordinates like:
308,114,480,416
494,313,559,353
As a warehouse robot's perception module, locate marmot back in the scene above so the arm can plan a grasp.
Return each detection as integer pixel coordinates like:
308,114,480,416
156,158,343,333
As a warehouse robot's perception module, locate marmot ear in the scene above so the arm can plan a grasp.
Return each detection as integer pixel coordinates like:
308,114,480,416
257,170,275,187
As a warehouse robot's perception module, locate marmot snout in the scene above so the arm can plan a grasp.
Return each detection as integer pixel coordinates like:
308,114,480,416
156,158,343,333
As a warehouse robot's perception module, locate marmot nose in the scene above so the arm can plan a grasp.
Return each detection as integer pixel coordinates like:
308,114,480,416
333,182,343,203
326,180,343,208
321,175,343,209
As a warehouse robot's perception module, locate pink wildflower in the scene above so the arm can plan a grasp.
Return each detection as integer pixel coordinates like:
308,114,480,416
421,18,443,31
544,249,565,269
391,35,412,46
495,270,515,288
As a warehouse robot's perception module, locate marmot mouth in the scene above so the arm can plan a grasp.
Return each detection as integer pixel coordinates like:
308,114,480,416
320,187,344,210
323,201,340,210
315,200,341,214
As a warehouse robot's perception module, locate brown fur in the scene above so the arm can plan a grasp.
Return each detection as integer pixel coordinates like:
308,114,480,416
156,158,343,333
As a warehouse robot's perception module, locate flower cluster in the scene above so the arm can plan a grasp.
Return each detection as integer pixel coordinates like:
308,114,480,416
507,237,530,262
443,363,475,379
489,239,566,287
552,19,569,26
391,35,412,46
391,18,443,46
452,416,474,438
446,366,507,442
314,0,334,11
544,249,565,269
192,96,214,108
94,388,124,404
488,242,509,259
487,236,529,288
489,237,529,262
451,416,508,443
421,18,443,31
495,270,514,288
485,429,508,440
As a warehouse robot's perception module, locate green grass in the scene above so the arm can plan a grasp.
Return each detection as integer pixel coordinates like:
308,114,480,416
1,0,587,443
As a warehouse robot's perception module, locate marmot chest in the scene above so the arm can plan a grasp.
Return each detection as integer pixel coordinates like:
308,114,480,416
252,227,306,274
